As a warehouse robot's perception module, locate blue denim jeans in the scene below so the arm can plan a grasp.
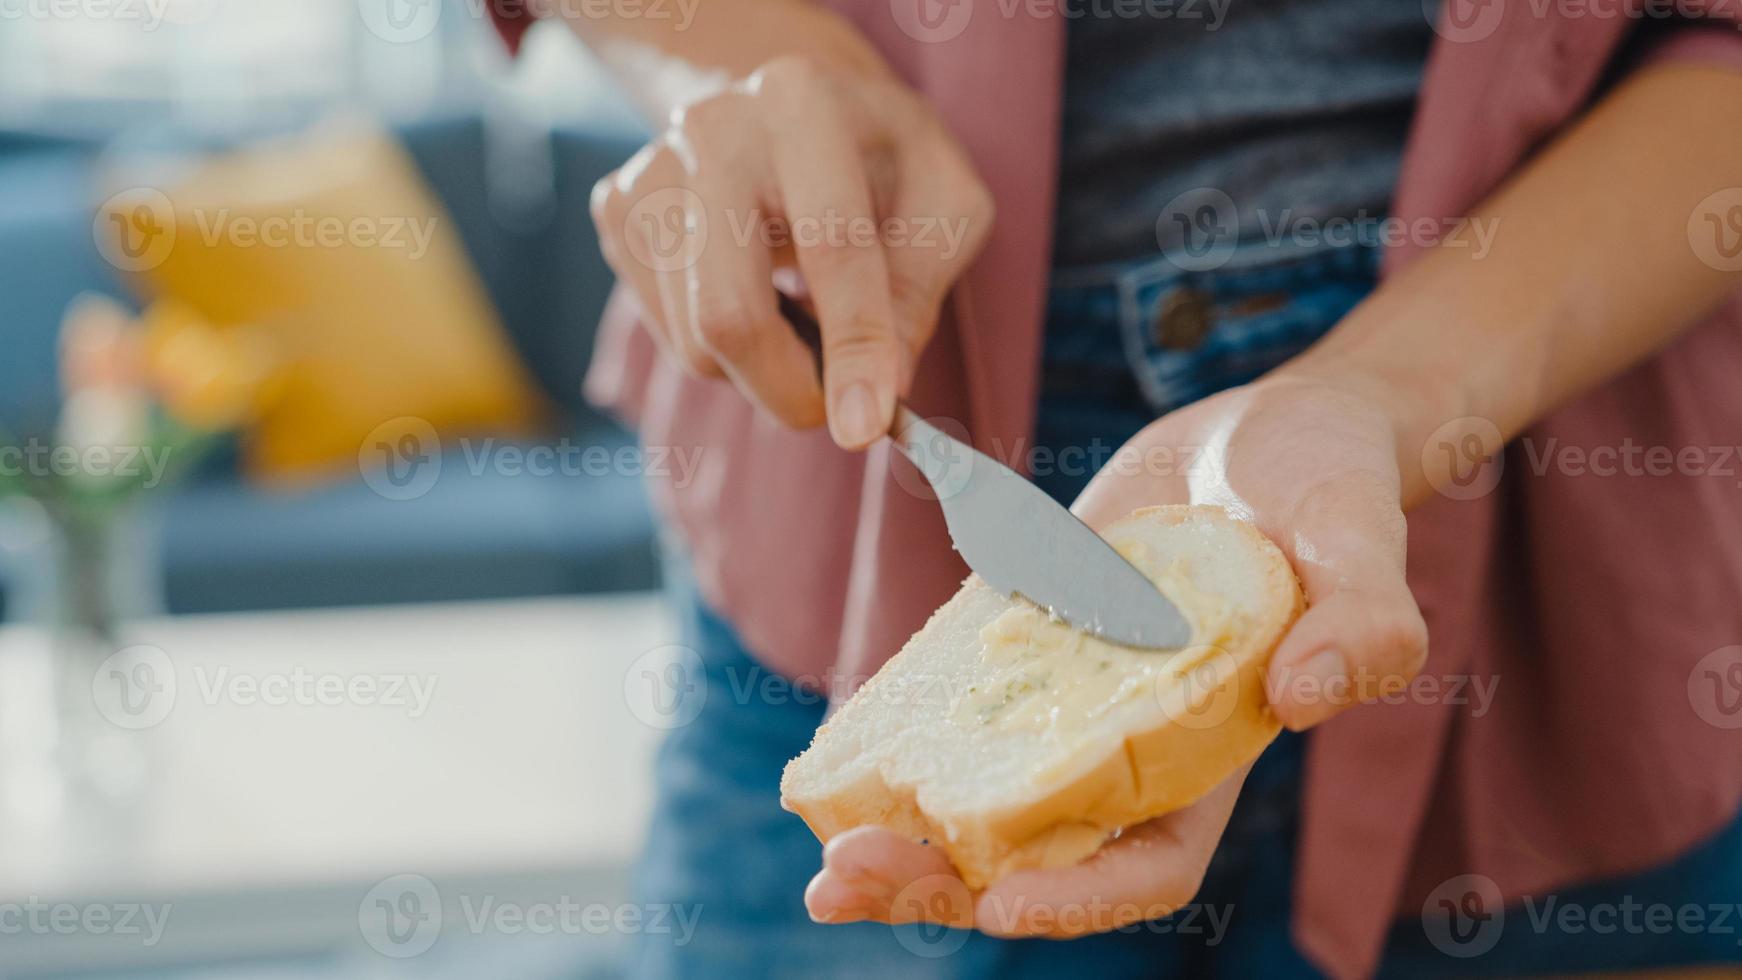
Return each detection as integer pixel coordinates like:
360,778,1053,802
632,243,1742,978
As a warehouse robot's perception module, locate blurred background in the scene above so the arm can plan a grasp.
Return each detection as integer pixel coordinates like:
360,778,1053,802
0,2,678,976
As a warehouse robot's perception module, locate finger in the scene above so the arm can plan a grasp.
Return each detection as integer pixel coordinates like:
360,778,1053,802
1262,469,1428,731
591,171,678,361
973,768,1247,939
681,231,825,427
652,263,717,375
593,144,723,379
806,826,970,926
756,59,902,449
672,107,825,427
878,128,996,394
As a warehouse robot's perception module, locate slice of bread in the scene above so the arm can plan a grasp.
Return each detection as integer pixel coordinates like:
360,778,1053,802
781,504,1304,889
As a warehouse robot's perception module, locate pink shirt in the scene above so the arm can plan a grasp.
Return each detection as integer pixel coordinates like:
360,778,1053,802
500,4,1742,976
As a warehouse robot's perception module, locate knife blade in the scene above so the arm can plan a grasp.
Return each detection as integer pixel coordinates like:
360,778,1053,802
775,291,1190,649
887,404,1192,650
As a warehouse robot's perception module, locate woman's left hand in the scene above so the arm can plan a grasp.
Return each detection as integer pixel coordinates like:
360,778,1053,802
804,371,1430,935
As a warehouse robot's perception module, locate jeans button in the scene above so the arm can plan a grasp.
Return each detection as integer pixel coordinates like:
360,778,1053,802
1154,287,1214,350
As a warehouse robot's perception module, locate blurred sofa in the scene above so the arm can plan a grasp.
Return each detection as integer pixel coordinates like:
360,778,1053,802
0,110,660,617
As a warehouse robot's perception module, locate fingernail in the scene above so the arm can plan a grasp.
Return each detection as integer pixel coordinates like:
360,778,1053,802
811,905,871,925
1282,649,1347,731
829,382,883,449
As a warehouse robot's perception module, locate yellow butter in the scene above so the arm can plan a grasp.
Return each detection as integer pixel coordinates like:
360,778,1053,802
950,553,1238,748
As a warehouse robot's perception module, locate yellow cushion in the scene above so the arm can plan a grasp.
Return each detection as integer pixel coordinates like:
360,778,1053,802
104,120,548,483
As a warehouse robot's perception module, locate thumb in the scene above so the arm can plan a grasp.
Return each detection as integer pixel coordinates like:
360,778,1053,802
1261,474,1427,731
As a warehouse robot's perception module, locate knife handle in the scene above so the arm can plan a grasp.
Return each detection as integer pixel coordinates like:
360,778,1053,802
776,290,825,372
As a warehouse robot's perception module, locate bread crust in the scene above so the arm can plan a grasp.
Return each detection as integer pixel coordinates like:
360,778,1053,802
781,505,1305,889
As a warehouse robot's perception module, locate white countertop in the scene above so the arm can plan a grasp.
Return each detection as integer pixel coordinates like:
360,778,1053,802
0,593,677,974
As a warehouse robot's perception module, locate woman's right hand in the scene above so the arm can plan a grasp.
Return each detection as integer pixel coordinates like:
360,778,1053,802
589,55,994,449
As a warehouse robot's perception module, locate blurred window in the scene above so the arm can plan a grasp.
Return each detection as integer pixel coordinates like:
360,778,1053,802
0,0,491,126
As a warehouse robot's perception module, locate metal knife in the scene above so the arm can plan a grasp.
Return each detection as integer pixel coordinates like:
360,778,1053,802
777,293,1191,650
886,404,1191,650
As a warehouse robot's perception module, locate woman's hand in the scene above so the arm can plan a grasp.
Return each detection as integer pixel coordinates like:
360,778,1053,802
806,770,1250,936
805,371,1430,934
1077,374,1429,731
589,55,994,449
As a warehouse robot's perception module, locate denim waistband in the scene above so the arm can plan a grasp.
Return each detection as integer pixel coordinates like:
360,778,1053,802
1041,240,1383,417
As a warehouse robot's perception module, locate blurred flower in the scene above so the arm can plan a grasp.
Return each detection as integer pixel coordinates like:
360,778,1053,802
56,389,152,469
58,293,143,395
139,299,279,432
56,295,149,474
